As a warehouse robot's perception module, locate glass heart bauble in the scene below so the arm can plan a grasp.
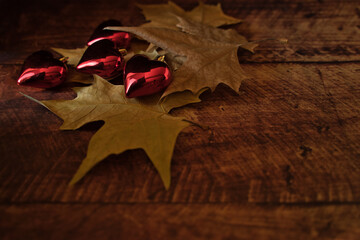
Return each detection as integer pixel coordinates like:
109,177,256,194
77,39,125,79
87,19,131,49
124,55,172,98
17,50,67,88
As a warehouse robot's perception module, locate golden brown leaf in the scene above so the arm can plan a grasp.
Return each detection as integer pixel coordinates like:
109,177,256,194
176,17,257,51
138,1,241,29
52,47,87,66
161,88,207,113
185,1,242,27
107,18,257,98
66,68,93,84
164,52,187,71
137,1,185,29
23,76,192,189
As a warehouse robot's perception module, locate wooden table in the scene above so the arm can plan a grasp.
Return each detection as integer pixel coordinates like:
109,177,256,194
1,0,360,239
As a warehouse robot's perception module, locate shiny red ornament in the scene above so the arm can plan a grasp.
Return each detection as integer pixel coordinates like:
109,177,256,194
124,55,172,98
87,19,131,49
77,40,125,79
17,50,67,88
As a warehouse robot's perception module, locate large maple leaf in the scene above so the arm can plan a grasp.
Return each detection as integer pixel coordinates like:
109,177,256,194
23,76,200,189
138,1,241,29
108,17,257,98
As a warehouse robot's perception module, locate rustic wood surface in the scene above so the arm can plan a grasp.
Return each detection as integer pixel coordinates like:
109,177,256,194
1,0,360,239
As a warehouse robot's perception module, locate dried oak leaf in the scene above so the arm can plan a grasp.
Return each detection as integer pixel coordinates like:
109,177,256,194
23,76,202,189
138,1,241,29
108,17,257,98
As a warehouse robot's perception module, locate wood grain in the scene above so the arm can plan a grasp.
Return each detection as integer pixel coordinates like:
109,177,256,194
0,0,360,64
1,204,360,240
1,0,360,239
1,63,359,203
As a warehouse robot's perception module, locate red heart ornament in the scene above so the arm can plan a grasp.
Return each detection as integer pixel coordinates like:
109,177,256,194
87,19,131,49
17,50,67,88
77,39,125,79
124,55,172,98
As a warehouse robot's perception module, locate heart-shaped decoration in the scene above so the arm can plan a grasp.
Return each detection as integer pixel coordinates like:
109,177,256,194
87,19,131,49
17,50,67,88
124,55,172,98
77,39,125,79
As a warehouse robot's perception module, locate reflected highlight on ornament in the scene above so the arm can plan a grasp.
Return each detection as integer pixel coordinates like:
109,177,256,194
124,55,172,98
87,19,131,49
77,40,125,79
17,50,67,88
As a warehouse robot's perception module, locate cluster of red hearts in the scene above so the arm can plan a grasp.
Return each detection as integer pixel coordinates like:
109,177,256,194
17,20,172,98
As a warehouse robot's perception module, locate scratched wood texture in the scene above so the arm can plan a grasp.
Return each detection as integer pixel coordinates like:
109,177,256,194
1,0,360,239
